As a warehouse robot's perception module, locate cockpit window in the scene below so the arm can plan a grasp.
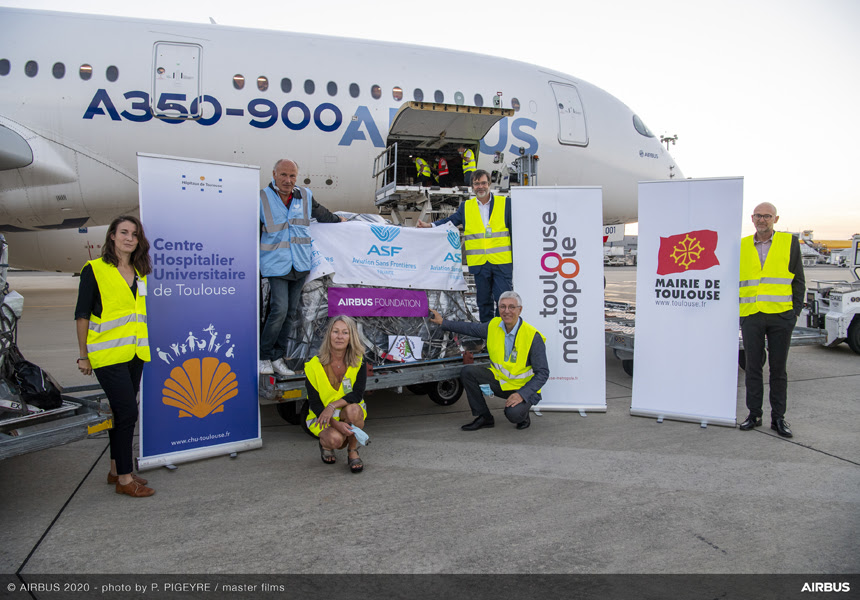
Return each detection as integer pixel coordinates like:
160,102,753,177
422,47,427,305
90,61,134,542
633,114,655,138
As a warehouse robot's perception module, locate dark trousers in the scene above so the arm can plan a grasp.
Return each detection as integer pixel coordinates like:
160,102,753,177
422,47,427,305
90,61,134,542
260,274,307,360
461,364,531,424
473,264,513,323
741,311,796,421
463,171,473,187
94,356,145,475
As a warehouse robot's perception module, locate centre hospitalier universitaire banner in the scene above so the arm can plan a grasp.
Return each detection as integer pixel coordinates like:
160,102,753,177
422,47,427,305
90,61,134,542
137,154,261,469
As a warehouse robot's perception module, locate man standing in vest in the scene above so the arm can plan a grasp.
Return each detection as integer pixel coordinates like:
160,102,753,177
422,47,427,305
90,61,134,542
416,169,512,322
458,145,476,187
429,291,548,430
738,202,805,437
259,159,345,375
435,155,452,187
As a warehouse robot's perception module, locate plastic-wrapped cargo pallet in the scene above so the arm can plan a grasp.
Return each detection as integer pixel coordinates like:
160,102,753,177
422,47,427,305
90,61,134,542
264,215,481,372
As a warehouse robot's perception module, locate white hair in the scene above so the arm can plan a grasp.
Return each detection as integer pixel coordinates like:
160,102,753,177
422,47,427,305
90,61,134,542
499,291,522,306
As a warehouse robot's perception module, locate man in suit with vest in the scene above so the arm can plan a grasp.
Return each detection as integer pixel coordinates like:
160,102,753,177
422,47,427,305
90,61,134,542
259,158,345,376
416,169,513,322
738,202,805,437
429,291,548,430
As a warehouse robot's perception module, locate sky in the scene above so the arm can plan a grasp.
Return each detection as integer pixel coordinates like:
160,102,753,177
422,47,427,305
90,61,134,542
4,0,860,240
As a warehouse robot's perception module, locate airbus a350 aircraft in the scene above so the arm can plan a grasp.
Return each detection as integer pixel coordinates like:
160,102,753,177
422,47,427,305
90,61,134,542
0,8,682,272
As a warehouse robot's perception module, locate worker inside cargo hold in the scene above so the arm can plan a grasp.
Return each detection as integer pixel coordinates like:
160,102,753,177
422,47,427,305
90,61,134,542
303,316,369,473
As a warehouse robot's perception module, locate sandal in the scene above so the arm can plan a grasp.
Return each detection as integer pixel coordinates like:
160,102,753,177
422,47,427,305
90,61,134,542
347,449,363,474
319,440,336,465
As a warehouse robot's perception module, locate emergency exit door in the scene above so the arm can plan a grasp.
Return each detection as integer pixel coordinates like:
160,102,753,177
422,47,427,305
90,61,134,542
152,42,203,119
550,82,588,146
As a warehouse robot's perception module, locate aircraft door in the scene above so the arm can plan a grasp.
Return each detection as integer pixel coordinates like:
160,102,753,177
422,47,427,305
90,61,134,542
550,82,588,146
152,42,203,119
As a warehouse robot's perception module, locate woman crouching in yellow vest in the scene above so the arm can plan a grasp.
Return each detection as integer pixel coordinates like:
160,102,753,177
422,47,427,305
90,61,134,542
75,216,154,498
304,316,368,473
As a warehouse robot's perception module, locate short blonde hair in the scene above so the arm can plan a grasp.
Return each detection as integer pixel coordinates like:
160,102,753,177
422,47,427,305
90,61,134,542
318,315,365,368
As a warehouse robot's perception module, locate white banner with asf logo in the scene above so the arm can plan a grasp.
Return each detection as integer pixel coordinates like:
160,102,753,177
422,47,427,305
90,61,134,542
631,178,743,427
307,222,467,291
512,187,607,412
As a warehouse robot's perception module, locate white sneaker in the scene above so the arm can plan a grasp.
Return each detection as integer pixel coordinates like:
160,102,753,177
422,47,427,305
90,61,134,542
259,360,274,375
272,358,295,377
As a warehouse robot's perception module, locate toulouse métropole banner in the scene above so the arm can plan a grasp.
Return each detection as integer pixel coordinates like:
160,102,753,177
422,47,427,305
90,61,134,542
137,154,261,470
512,187,606,412
631,177,743,427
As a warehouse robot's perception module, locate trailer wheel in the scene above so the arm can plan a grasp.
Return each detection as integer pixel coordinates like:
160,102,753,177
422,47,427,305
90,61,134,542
276,401,301,425
621,359,634,377
847,317,860,355
406,383,431,395
427,378,463,405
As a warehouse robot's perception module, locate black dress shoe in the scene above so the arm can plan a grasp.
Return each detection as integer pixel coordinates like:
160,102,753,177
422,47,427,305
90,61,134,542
771,419,793,438
739,415,762,430
462,415,495,431
516,414,531,430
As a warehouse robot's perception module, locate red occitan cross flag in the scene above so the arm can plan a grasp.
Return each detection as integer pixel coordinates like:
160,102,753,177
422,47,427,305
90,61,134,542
656,229,720,275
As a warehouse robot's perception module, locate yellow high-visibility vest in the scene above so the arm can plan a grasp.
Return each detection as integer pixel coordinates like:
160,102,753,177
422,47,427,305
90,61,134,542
462,148,476,173
415,157,431,178
487,318,546,392
463,196,512,266
739,231,794,316
85,259,150,369
304,356,366,437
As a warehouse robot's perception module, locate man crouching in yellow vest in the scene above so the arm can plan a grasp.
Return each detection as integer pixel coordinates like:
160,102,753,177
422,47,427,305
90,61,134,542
429,291,549,431
738,202,805,438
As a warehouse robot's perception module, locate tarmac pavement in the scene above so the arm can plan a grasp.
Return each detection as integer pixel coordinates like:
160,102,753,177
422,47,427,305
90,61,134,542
1,267,857,581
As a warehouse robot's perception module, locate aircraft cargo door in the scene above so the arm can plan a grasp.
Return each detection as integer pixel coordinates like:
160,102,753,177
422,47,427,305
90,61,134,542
550,82,588,146
152,42,203,119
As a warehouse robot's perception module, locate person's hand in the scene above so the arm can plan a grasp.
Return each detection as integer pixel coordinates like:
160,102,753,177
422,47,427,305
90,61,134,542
339,216,348,222
428,309,443,325
416,220,431,228
319,404,337,428
77,357,93,376
505,392,524,408
332,419,353,436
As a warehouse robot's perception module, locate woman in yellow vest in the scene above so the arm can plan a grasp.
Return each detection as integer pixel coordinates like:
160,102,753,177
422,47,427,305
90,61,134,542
304,316,368,473
75,216,154,497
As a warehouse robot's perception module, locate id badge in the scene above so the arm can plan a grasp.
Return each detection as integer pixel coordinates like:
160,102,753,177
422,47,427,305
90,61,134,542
485,226,492,238
342,378,353,393
137,280,147,296
510,349,518,362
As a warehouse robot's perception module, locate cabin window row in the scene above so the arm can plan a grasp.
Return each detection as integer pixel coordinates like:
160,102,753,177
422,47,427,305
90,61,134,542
232,75,521,111
0,59,117,82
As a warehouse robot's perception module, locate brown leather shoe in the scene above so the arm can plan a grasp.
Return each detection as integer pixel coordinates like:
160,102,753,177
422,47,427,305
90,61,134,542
115,480,155,497
108,472,148,485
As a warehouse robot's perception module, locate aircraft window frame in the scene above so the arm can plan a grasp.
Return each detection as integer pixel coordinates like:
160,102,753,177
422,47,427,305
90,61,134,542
79,64,93,81
474,93,484,107
304,79,315,95
633,114,655,138
454,92,464,105
327,81,337,96
371,85,382,100
257,76,269,92
233,74,245,90
413,88,424,102
511,97,521,112
25,60,38,78
0,59,9,76
434,90,444,103
349,83,360,98
281,78,292,93
106,65,119,82
392,86,403,101
52,62,65,79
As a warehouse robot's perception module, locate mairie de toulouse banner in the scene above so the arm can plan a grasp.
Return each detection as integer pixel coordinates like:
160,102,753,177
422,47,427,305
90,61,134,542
308,222,467,290
631,178,743,427
511,187,606,412
137,154,261,470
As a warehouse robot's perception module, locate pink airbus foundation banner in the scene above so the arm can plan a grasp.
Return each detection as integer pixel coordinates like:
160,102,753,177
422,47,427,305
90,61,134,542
327,287,428,317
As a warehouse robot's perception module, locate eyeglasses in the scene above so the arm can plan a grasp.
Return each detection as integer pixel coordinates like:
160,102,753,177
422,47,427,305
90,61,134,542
752,214,774,221
498,304,520,312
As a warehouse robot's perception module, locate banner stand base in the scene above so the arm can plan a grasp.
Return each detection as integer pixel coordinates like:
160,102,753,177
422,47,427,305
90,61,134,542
138,439,263,472
630,408,735,428
533,405,607,413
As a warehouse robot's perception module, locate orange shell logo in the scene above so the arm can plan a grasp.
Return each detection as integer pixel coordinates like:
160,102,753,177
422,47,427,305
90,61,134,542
199,176,205,181
162,357,238,418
